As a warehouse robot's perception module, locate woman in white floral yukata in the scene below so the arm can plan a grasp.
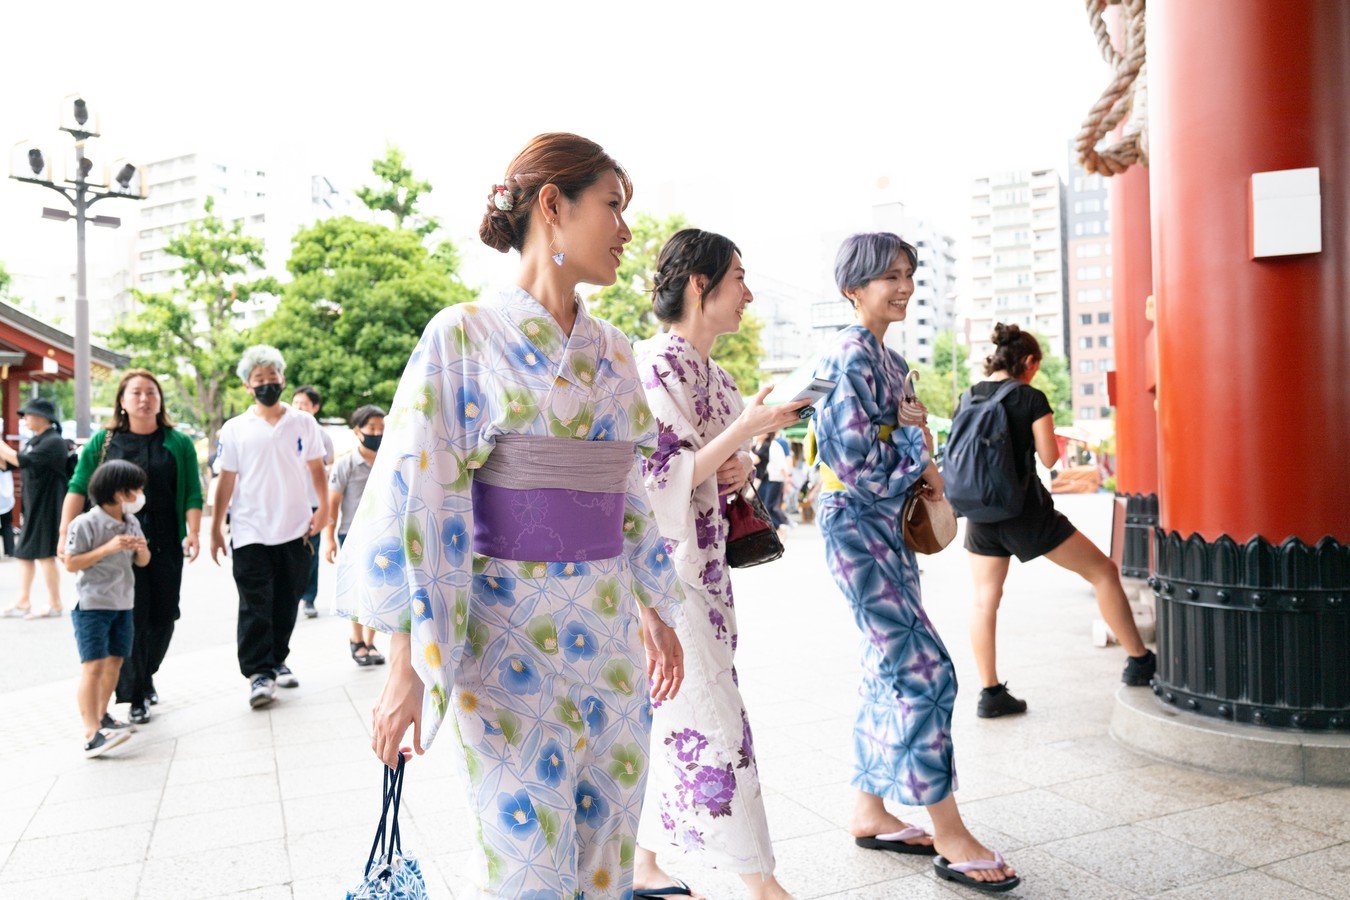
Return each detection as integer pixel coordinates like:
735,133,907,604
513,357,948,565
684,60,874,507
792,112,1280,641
335,133,685,900
633,230,809,900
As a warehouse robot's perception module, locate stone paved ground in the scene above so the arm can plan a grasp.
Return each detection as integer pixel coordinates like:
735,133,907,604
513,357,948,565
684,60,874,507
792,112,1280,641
0,496,1345,898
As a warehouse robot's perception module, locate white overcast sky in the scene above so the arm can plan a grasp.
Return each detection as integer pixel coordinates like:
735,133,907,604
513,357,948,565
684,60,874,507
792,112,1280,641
0,0,1107,297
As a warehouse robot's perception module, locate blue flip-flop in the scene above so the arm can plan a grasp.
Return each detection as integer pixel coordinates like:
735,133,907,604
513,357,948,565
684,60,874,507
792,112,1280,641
855,825,938,856
935,850,1021,893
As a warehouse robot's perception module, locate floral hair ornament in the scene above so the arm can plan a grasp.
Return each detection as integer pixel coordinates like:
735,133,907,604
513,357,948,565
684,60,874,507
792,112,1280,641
492,185,514,212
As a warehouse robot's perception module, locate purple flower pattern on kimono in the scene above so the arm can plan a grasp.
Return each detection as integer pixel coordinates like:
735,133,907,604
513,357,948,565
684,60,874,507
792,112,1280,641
633,331,776,875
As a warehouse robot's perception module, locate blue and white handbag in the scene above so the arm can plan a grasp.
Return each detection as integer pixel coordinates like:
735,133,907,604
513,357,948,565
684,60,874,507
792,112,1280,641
346,754,426,899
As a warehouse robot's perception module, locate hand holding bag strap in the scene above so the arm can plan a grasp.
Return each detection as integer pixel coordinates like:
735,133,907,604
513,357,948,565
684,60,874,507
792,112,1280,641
362,754,406,878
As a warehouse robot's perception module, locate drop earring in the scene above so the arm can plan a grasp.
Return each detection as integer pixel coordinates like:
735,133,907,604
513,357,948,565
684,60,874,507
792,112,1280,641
549,225,565,267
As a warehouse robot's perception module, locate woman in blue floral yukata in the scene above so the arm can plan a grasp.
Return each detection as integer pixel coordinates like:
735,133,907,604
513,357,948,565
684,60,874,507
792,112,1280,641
633,230,807,900
335,133,685,900
812,232,1020,893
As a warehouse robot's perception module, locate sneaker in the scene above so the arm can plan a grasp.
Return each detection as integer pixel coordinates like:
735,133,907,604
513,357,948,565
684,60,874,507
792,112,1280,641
273,665,299,689
147,683,159,706
101,713,136,733
84,727,131,758
1122,649,1157,686
129,704,151,725
249,675,276,709
302,600,318,619
977,683,1028,718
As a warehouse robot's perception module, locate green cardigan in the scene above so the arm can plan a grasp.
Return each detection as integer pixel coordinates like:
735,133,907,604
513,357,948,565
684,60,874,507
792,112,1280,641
69,428,204,541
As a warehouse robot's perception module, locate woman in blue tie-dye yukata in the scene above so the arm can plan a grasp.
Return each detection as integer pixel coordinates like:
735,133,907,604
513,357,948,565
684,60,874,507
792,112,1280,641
812,233,1020,893
335,133,685,899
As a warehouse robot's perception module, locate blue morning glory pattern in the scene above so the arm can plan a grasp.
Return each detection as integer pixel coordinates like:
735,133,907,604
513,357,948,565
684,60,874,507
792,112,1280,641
334,288,683,897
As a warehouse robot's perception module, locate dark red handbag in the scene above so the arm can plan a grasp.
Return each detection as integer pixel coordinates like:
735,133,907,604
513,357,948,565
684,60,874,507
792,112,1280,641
725,488,784,568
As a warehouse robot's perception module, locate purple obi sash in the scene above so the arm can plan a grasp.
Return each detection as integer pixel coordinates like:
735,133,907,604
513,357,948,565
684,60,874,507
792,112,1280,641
470,435,635,562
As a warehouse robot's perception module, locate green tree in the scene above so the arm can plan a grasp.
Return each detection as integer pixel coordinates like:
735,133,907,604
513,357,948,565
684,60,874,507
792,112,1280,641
106,195,277,449
253,217,475,416
356,144,439,237
1032,350,1073,424
590,212,765,392
911,330,972,419
0,260,11,298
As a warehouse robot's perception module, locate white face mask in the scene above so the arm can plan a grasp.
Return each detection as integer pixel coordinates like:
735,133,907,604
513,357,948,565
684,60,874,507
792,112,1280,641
122,492,146,515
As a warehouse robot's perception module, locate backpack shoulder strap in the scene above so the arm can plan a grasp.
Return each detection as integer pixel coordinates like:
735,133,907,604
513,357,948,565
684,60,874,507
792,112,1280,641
991,378,1023,404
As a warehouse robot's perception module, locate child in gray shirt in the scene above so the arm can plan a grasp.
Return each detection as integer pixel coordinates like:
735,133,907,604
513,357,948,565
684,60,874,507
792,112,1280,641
65,460,151,758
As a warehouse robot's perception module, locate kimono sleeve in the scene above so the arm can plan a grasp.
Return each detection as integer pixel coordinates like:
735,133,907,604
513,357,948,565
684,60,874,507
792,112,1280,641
333,307,478,748
814,346,929,500
612,345,682,623
638,356,700,547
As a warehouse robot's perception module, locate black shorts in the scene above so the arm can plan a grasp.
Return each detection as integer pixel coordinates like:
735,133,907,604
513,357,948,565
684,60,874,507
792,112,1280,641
963,484,1077,563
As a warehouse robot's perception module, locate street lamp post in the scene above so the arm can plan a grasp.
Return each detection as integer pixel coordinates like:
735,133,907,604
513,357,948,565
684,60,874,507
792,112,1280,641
9,95,146,440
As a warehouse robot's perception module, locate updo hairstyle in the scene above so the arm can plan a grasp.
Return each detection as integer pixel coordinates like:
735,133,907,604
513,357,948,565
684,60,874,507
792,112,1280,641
479,133,632,254
983,323,1043,377
651,229,741,324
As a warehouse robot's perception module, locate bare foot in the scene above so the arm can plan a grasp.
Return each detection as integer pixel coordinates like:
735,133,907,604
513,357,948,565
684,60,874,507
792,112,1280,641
633,861,706,900
847,808,934,848
933,831,1016,885
741,873,795,900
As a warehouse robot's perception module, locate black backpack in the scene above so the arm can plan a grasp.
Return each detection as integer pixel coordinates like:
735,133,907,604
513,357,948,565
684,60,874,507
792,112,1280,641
943,380,1027,523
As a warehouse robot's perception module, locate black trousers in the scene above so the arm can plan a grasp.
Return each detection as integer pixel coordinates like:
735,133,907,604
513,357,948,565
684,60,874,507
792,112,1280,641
0,510,12,556
758,480,787,528
233,538,310,679
115,537,184,706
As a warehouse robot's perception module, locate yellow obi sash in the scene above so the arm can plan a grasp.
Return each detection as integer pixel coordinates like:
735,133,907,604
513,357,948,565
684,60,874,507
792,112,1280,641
808,421,894,493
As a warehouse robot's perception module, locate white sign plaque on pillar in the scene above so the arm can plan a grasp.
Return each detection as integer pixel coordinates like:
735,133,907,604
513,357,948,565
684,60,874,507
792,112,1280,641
1249,167,1322,258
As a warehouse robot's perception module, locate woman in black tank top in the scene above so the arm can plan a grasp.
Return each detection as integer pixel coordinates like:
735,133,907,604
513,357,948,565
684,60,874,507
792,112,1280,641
963,325,1155,719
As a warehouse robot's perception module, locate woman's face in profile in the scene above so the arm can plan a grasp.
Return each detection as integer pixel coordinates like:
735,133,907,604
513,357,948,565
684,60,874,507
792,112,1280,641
700,252,753,337
559,170,633,288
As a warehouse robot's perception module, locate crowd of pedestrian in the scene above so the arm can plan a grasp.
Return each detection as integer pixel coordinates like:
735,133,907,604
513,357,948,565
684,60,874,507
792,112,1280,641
0,130,1158,895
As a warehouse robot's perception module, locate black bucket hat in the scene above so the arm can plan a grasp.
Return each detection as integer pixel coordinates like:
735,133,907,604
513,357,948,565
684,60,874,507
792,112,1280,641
18,398,60,424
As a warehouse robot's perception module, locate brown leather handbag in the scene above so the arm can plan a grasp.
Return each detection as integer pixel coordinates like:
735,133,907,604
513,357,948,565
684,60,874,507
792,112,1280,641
725,488,784,568
902,489,958,554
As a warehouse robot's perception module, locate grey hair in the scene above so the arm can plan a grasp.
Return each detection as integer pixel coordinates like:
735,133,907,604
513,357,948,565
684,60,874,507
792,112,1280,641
834,232,919,304
236,344,286,382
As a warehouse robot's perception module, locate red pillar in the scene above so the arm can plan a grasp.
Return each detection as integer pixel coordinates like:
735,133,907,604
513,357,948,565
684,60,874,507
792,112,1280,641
1150,0,1349,543
1147,0,1349,730
1111,166,1157,499
1109,164,1159,578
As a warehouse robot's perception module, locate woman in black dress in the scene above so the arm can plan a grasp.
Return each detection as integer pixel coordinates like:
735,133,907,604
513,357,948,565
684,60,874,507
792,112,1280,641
0,398,68,618
60,370,203,724
963,324,1155,718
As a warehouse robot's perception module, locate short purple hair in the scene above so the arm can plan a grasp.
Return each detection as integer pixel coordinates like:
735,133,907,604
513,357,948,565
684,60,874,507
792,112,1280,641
834,232,919,303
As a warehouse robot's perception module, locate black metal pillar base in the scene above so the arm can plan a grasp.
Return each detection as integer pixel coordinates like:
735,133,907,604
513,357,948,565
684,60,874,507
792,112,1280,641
1116,492,1158,579
1151,530,1349,732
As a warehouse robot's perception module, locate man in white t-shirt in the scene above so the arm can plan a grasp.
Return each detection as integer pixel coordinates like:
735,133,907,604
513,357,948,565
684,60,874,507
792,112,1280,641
210,345,328,710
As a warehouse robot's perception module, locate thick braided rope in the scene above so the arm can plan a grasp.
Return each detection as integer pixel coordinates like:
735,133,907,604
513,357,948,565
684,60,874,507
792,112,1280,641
1076,0,1148,175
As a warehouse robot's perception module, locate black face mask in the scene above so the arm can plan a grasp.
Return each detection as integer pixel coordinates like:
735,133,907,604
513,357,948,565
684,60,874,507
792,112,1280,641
253,383,284,407
359,433,383,452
